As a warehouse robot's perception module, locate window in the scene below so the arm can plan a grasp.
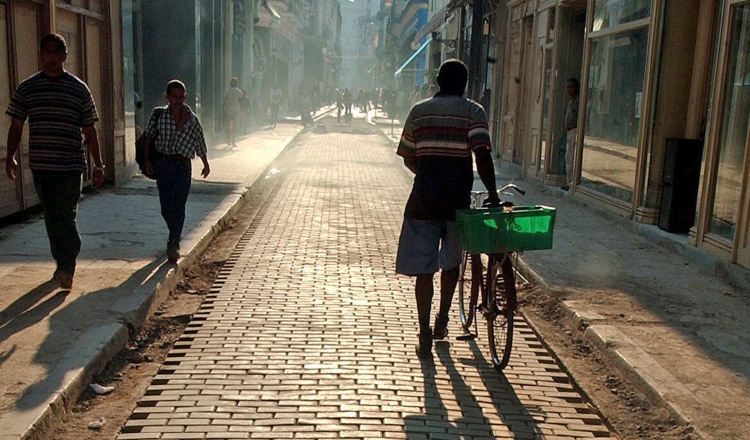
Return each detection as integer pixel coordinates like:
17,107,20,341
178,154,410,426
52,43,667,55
707,4,750,240
592,0,650,31
580,26,649,203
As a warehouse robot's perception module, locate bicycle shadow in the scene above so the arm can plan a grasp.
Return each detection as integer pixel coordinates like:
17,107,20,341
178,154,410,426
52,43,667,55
404,338,545,439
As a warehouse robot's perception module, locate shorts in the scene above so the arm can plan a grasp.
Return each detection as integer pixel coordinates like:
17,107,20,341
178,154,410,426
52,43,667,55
395,217,462,275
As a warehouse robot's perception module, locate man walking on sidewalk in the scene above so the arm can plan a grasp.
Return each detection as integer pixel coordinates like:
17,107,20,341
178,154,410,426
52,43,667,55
269,83,282,128
222,77,244,148
395,59,500,359
5,33,105,289
143,79,210,262
562,78,580,191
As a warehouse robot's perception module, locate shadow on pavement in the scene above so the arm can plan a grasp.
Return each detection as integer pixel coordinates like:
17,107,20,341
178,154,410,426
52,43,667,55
404,340,544,439
14,259,168,412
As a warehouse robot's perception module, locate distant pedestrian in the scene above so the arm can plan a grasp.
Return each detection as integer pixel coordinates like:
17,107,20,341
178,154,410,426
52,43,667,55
479,88,492,115
384,88,396,118
359,90,372,113
352,88,360,111
5,33,105,289
299,92,312,127
223,77,244,147
359,88,370,112
409,85,422,109
335,88,343,124
142,79,211,262
269,83,282,128
562,78,580,191
342,88,353,125
311,89,319,115
239,88,251,135
395,59,500,359
421,83,430,99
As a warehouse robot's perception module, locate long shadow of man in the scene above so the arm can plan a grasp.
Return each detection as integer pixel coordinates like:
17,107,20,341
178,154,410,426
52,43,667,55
404,339,545,439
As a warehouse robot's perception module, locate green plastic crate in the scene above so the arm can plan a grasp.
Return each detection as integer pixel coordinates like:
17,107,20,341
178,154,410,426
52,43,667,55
456,205,556,253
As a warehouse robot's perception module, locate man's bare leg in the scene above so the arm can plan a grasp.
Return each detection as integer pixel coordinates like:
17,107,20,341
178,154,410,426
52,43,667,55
415,273,434,333
415,273,435,358
434,266,459,339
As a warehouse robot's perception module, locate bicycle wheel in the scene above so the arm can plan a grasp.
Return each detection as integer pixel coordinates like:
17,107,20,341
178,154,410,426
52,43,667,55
486,254,516,371
457,252,476,331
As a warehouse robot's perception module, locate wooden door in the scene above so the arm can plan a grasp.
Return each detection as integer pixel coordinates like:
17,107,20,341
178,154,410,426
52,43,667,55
13,1,41,210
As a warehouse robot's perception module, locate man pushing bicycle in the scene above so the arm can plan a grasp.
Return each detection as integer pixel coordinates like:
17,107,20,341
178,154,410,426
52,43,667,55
395,59,500,360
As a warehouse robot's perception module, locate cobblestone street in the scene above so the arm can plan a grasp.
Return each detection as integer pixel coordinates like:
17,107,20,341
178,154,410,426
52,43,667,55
116,124,614,439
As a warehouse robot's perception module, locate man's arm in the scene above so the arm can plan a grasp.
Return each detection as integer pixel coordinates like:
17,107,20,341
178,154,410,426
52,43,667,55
5,117,24,180
198,154,210,178
82,124,105,188
403,157,418,174
474,148,500,204
143,136,155,177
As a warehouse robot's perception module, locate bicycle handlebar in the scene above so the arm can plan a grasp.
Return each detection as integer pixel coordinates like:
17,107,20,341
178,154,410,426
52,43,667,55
470,184,525,208
499,183,526,196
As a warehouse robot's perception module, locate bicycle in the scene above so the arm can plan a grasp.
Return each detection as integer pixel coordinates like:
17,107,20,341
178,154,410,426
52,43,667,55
455,185,555,371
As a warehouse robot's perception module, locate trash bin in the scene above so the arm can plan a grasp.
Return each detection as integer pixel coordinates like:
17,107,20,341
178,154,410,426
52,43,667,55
658,138,703,233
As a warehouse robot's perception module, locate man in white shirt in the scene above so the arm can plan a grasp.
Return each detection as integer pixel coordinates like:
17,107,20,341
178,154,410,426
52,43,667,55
223,77,244,147
269,83,282,128
563,78,580,191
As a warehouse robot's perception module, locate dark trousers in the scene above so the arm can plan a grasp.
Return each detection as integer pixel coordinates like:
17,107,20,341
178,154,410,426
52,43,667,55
32,171,83,273
154,158,192,242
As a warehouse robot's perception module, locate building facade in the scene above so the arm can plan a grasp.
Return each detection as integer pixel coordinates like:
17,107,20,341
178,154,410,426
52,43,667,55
385,0,500,102
390,0,428,93
496,0,750,271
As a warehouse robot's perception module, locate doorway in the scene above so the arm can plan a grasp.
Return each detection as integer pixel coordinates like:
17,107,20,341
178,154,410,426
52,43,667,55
550,5,585,183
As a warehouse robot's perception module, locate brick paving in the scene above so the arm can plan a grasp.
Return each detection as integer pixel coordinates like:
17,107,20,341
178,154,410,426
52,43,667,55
117,127,614,439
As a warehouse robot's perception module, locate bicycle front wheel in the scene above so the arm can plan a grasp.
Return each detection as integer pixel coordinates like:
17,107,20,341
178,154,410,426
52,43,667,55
486,254,516,371
457,252,476,331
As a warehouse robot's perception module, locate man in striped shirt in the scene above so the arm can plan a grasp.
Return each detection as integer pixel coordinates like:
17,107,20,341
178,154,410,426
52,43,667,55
142,79,210,262
5,33,105,289
396,59,500,359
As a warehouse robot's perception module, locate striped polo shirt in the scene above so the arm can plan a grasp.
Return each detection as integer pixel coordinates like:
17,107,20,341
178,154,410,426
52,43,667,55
397,92,491,221
6,71,99,172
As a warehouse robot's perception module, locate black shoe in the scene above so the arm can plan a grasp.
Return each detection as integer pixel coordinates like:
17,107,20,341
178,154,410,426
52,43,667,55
54,269,74,289
433,314,449,340
167,239,180,262
416,330,433,359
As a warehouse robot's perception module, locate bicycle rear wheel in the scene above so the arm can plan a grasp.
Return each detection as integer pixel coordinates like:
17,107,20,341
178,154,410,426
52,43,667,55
457,252,477,331
486,254,517,371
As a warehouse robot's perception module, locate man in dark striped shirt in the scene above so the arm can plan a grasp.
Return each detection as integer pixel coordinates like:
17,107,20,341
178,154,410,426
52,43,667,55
396,59,500,359
5,33,105,289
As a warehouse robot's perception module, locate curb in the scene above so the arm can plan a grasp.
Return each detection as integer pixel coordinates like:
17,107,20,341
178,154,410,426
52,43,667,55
18,127,302,440
513,252,707,440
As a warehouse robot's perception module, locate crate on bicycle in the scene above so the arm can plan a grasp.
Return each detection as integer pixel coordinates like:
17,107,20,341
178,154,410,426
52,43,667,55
456,205,556,254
